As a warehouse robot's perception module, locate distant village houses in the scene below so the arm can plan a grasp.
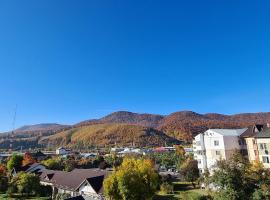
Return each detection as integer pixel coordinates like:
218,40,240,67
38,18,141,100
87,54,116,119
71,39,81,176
56,147,71,155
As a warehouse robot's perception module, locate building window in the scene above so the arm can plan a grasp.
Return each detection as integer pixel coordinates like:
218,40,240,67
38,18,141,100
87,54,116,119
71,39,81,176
254,150,258,156
253,139,256,145
216,151,221,156
238,140,242,145
262,156,269,164
214,140,219,146
196,141,201,146
198,159,201,164
241,149,248,156
260,143,267,150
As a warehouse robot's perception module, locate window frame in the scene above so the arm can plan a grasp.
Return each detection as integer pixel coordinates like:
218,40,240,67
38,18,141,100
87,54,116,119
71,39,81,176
262,156,269,164
214,140,219,146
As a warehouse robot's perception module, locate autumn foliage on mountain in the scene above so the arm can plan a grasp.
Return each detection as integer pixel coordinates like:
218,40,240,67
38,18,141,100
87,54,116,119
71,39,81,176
74,111,270,142
39,123,178,148
2,110,270,148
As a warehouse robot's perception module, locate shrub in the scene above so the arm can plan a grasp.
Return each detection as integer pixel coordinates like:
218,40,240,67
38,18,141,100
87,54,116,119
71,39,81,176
0,176,8,192
160,182,174,194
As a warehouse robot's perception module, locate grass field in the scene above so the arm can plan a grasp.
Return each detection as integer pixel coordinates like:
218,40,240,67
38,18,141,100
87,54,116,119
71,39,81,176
154,182,209,200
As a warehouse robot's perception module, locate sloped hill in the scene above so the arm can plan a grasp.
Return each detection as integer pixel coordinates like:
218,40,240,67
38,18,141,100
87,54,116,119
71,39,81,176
14,123,69,133
74,111,164,128
39,123,178,148
0,123,71,150
158,111,270,141
73,111,270,142
2,110,270,149
100,111,164,127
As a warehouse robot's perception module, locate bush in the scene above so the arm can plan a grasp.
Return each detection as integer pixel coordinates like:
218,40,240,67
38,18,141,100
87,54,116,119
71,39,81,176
7,184,17,197
160,174,173,183
39,185,52,197
55,193,71,200
0,176,8,192
42,157,63,170
16,172,41,196
99,161,108,169
160,182,174,194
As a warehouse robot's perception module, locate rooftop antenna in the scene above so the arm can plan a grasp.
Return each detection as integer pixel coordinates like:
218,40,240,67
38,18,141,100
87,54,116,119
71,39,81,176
11,104,17,134
9,104,17,152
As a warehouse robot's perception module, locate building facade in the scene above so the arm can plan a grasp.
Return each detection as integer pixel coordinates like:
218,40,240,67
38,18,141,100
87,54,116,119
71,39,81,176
240,125,266,163
193,128,247,174
254,127,270,168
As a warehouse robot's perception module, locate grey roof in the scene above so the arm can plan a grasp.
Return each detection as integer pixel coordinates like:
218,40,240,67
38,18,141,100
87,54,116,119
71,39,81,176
240,124,266,138
13,163,44,174
40,168,109,193
208,128,247,136
254,127,270,138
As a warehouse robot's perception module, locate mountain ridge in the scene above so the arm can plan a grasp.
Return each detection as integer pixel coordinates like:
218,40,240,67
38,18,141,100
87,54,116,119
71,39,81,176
2,110,270,149
39,123,179,148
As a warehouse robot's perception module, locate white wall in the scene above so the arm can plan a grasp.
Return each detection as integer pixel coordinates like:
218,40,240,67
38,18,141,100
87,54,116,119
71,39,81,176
79,184,97,195
193,129,244,174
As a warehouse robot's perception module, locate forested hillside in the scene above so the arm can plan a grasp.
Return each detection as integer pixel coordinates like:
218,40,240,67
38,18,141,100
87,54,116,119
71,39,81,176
1,111,270,149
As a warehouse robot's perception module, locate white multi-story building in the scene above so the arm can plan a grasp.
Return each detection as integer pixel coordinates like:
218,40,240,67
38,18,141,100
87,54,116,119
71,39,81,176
193,128,247,174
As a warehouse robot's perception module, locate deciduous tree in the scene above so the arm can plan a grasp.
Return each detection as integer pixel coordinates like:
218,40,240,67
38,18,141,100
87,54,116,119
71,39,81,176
180,157,199,188
42,157,63,170
104,157,159,200
16,172,40,196
22,153,36,166
175,145,186,157
0,164,7,175
209,152,261,200
7,154,23,171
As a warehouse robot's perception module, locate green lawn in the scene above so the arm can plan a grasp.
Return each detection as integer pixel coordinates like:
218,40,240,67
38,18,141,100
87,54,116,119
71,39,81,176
0,194,50,200
154,182,209,200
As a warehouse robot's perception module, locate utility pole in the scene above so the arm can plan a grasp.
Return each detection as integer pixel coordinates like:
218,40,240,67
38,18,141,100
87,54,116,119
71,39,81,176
9,104,17,152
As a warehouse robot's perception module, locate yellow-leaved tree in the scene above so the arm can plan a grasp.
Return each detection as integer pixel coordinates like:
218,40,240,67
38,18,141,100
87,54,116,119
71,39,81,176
103,157,159,200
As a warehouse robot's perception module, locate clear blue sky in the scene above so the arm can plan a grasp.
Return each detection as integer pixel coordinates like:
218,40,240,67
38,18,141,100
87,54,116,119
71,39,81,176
0,0,270,132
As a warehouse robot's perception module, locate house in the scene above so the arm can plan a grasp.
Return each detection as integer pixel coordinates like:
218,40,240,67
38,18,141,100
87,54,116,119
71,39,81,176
193,128,247,174
56,147,71,155
254,126,270,168
118,148,143,156
110,147,125,153
40,168,108,199
183,147,193,155
240,124,266,162
11,163,46,176
30,151,48,161
153,146,175,153
81,153,98,159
